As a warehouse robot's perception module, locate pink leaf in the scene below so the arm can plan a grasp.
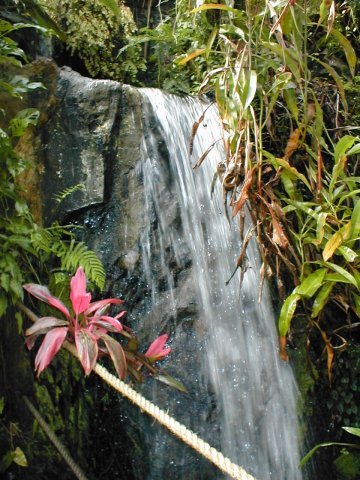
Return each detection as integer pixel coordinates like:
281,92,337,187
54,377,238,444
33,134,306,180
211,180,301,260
23,284,70,318
26,316,68,336
89,314,124,333
85,298,124,316
70,267,91,315
34,327,68,376
100,334,127,380
25,316,69,349
75,328,98,375
145,334,171,362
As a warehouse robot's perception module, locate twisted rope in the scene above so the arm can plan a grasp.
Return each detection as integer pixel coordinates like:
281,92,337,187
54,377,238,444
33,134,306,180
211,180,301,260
23,395,88,480
95,362,256,480
63,342,256,480
20,304,256,480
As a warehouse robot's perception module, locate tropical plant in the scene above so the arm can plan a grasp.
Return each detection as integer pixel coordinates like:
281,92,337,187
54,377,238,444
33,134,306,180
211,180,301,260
23,266,184,391
301,426,360,478
43,0,146,83
119,0,216,92
177,1,359,375
0,9,108,319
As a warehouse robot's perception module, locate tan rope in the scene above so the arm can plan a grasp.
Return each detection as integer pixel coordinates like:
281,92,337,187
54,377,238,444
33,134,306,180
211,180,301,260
23,395,88,480
20,304,257,480
63,342,256,480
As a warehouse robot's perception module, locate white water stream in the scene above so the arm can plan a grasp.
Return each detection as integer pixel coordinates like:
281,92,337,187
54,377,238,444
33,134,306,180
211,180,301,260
138,89,303,480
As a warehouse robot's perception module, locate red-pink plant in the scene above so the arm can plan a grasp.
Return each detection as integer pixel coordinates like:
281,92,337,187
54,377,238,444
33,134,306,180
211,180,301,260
145,334,171,362
24,267,127,378
23,267,182,389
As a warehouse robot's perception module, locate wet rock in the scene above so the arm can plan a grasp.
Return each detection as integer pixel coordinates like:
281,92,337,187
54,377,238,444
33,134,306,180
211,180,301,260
29,65,220,479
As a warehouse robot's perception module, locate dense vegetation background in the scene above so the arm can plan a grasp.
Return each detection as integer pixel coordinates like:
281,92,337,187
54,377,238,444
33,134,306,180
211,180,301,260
0,1,359,479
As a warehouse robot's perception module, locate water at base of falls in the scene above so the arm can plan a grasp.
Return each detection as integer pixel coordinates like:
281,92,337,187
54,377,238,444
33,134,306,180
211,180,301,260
138,88,303,480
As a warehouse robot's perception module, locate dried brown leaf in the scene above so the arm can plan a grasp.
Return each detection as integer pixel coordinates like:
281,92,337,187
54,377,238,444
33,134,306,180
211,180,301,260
320,329,334,383
192,142,215,169
279,335,289,362
232,167,255,217
284,127,302,161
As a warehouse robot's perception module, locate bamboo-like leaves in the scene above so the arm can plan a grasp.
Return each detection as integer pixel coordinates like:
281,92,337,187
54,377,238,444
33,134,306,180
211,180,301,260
191,4,239,15
311,282,334,318
328,28,357,77
295,269,327,298
238,70,257,112
279,293,301,337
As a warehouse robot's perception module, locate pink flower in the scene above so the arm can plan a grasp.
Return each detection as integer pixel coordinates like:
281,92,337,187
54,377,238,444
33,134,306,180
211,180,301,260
145,334,171,362
70,267,91,316
23,267,126,377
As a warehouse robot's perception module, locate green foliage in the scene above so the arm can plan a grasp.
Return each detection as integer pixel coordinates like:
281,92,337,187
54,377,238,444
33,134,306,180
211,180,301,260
30,226,105,290
0,14,106,317
301,424,360,478
53,183,85,204
176,1,359,368
326,348,360,429
44,0,145,84
334,451,360,479
122,0,216,92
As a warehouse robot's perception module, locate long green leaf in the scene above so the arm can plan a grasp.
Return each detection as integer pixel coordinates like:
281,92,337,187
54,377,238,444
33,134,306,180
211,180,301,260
300,442,359,468
350,200,360,240
296,269,327,298
324,262,358,288
337,246,358,262
311,281,334,318
343,427,360,438
206,27,219,58
334,135,357,163
155,373,188,393
314,212,328,245
239,70,257,111
279,293,301,336
347,142,360,155
191,4,239,14
329,28,357,76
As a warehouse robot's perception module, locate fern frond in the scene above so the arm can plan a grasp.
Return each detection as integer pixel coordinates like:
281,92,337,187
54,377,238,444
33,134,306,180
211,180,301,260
31,226,106,290
53,183,85,204
58,239,106,290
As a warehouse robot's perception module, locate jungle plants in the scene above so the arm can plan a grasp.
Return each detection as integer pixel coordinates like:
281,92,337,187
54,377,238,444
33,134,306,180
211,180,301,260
301,426,360,479
23,266,181,389
0,11,107,319
42,0,146,84
179,1,359,375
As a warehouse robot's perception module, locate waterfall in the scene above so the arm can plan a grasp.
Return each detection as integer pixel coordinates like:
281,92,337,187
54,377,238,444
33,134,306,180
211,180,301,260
137,88,303,480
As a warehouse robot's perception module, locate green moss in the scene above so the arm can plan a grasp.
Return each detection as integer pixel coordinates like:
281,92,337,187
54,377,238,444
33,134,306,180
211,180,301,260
344,76,360,125
45,0,145,83
334,451,360,479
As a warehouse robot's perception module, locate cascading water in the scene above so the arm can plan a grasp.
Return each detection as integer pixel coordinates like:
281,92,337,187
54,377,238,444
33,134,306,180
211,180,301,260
137,88,303,480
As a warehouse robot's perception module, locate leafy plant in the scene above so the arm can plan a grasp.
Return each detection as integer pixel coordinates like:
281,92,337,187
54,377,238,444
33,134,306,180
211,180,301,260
0,11,107,319
120,0,216,92
0,398,28,473
177,1,359,374
23,266,184,391
43,0,146,83
301,426,360,479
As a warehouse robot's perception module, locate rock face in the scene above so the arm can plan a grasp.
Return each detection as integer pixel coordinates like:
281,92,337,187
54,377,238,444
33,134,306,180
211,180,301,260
30,64,220,479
